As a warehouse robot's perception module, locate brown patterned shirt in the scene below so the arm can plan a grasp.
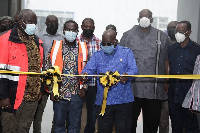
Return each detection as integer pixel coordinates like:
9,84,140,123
18,29,41,101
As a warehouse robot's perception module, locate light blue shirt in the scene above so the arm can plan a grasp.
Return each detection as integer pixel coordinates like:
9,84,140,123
82,45,138,105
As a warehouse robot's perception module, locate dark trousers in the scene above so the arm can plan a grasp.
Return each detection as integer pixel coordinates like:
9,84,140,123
96,102,133,133
1,100,38,133
84,86,97,133
132,97,162,133
159,101,169,133
33,93,49,133
53,95,83,133
169,102,199,133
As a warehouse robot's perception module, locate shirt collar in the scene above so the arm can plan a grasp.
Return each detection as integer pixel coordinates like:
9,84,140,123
79,34,97,42
8,24,23,43
8,24,40,47
175,39,192,49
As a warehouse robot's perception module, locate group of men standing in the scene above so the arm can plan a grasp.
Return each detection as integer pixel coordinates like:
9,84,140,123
0,8,200,133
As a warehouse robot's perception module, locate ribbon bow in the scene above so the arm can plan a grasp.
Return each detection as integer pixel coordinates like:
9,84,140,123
42,66,62,96
99,71,120,116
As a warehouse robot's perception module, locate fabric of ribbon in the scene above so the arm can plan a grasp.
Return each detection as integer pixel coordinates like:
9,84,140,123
1,68,200,101
99,71,120,116
42,66,62,96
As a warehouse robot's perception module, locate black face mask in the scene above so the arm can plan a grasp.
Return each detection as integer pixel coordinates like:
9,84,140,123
0,24,13,32
83,29,94,38
47,23,58,34
167,29,176,40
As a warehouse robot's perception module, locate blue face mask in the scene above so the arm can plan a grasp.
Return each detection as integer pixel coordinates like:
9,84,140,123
101,45,115,54
64,31,77,42
21,20,36,35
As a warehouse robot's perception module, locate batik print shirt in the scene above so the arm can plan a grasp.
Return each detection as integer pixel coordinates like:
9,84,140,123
46,41,79,101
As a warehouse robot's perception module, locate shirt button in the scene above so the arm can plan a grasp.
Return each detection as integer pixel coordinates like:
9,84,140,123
180,56,183,57
179,64,181,66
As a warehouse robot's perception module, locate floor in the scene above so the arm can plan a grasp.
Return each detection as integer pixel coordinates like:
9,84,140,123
29,98,171,133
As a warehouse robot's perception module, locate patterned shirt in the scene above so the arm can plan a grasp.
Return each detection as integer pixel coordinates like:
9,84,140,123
78,34,101,86
18,29,41,102
120,25,170,100
82,45,138,105
46,41,79,101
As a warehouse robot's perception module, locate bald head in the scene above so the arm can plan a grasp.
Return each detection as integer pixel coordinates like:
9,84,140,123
102,29,117,45
46,15,58,23
19,9,36,21
167,21,177,30
82,18,94,25
139,9,152,18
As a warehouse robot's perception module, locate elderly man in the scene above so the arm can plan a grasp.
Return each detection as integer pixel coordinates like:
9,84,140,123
167,21,200,133
78,18,100,133
33,15,64,133
120,9,169,133
81,29,138,133
0,9,43,133
0,16,13,33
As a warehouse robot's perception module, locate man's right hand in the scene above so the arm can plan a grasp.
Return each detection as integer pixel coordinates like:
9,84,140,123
50,93,59,102
0,98,11,109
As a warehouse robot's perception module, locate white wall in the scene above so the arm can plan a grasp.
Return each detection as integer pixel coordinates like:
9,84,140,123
177,0,200,43
23,0,178,40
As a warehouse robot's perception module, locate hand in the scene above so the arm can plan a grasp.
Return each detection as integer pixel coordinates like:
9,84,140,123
38,91,43,101
164,80,169,93
78,88,86,99
164,83,168,93
120,73,129,83
0,98,11,109
79,72,88,82
50,93,59,102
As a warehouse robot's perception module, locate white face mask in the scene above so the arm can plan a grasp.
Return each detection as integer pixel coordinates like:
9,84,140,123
139,17,151,28
175,32,187,43
21,20,36,35
64,31,77,42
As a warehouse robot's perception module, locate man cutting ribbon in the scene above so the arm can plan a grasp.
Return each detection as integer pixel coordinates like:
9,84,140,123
80,29,138,133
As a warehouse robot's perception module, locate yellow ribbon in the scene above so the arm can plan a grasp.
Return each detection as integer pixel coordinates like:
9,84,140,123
42,66,62,96
99,71,120,116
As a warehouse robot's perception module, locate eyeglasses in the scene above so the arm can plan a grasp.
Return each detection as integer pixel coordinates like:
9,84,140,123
101,42,116,46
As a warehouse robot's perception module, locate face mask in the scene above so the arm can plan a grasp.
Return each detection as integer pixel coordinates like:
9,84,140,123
139,17,151,28
0,24,13,32
47,23,58,34
167,29,176,40
101,45,115,54
83,29,94,38
175,32,187,43
64,31,77,42
21,20,36,35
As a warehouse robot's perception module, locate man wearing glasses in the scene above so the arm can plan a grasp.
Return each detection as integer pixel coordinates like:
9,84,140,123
45,20,86,133
81,29,138,133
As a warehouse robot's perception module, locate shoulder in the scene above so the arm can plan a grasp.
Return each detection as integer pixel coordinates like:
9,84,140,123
168,42,177,50
0,30,11,40
117,45,132,53
153,27,168,38
122,25,138,37
191,40,200,47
